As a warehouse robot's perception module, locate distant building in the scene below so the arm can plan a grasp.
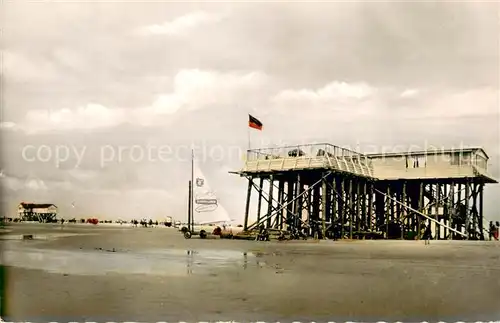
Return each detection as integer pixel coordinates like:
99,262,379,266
18,202,58,222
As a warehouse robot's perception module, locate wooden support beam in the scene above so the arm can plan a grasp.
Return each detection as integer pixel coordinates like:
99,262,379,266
286,180,294,230
471,182,478,240
349,179,353,239
465,179,470,239
243,178,253,231
251,180,288,225
401,181,406,239
418,182,424,240
368,182,373,231
294,174,302,230
442,184,450,239
362,181,367,231
395,184,401,227
247,172,333,231
297,177,305,231
267,175,274,228
325,179,332,224
374,187,467,238
256,177,264,224
277,180,285,230
448,181,456,240
332,177,337,228
322,173,328,238
457,183,462,235
390,185,395,223
340,178,345,238
386,185,390,239
478,182,485,240
356,180,361,234
305,185,312,234
435,183,440,240
312,181,320,238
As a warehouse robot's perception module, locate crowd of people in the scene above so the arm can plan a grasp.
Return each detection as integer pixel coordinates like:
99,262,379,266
130,219,160,227
1,216,168,227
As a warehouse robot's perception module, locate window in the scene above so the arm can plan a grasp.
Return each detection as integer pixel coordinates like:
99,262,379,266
475,155,487,170
411,155,426,168
450,153,462,166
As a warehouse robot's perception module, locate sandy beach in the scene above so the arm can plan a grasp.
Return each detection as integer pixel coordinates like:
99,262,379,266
1,223,500,322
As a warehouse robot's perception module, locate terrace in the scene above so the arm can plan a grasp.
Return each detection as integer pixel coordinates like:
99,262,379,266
242,143,374,178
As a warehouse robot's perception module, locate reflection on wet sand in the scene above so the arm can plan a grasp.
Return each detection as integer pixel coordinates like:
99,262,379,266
2,243,257,277
3,224,500,322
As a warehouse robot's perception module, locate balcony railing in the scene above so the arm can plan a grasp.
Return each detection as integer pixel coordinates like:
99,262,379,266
243,143,374,177
246,143,371,167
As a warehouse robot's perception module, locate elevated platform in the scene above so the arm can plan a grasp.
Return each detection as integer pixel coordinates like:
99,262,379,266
240,143,374,178
236,144,497,184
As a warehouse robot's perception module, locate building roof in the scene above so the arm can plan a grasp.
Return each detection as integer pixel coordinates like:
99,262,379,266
366,147,489,159
19,202,57,209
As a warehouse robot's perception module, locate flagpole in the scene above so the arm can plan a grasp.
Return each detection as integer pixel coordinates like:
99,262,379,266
248,124,251,152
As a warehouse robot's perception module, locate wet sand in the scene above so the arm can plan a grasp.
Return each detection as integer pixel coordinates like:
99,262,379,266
1,223,500,322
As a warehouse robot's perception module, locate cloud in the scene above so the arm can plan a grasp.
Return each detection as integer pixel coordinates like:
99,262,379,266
67,169,98,182
171,69,267,107
431,87,498,118
24,178,49,191
137,11,225,36
271,81,385,122
274,81,376,103
0,172,49,191
399,87,498,120
400,88,419,98
2,51,59,83
22,104,125,134
18,69,269,133
272,81,498,123
0,122,17,130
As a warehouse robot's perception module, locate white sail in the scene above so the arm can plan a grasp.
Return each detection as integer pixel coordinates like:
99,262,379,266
192,160,232,224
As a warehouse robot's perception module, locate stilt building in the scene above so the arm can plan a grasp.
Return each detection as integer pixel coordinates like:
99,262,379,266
18,202,58,222
231,144,497,240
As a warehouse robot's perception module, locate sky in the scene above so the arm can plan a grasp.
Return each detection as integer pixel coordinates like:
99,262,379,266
0,1,499,223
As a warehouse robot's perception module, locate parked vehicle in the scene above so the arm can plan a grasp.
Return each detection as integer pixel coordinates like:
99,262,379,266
165,216,173,227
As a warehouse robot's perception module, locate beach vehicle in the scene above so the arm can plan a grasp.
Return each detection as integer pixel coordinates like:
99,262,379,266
165,216,173,227
181,221,243,239
181,223,215,239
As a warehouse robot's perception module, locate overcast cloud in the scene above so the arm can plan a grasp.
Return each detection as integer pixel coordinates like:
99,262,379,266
1,1,499,222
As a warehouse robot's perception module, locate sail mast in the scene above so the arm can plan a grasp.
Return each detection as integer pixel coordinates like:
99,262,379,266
190,148,195,229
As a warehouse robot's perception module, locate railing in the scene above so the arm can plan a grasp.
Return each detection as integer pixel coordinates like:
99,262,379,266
246,143,371,167
243,143,375,178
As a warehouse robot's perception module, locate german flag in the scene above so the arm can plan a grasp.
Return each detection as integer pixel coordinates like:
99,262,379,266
248,114,263,131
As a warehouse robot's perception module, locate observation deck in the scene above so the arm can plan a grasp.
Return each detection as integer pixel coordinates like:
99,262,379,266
240,143,374,178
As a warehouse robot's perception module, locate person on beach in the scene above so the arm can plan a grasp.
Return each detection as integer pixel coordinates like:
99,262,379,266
422,223,432,240
494,221,500,241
